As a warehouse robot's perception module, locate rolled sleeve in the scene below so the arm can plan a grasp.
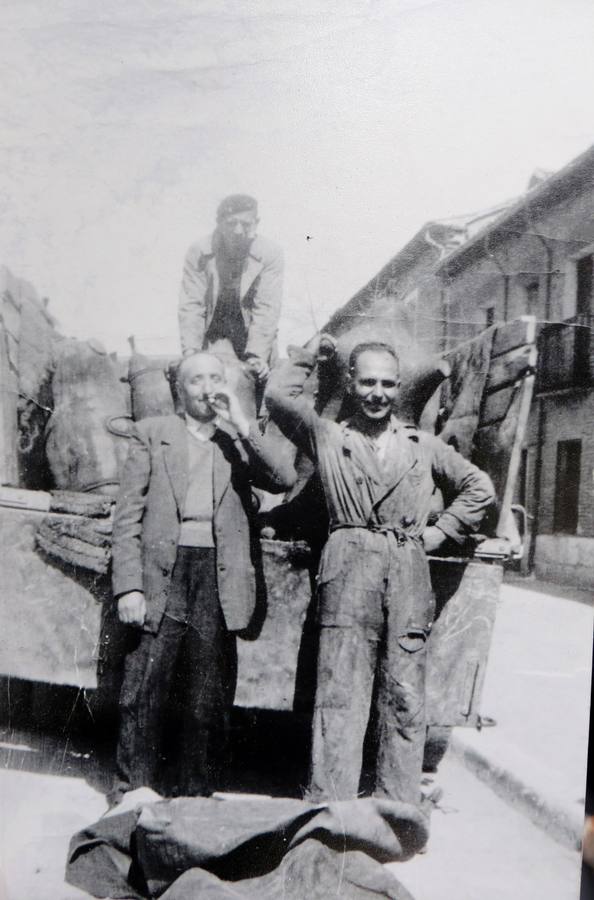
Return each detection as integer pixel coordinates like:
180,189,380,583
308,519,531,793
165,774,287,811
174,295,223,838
265,348,320,458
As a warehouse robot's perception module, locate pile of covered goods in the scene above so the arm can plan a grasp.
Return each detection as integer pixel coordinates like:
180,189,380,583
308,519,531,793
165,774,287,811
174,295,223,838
0,266,180,573
1,264,536,574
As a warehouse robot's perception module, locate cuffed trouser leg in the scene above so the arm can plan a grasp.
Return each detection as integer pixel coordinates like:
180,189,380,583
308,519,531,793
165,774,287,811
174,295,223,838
307,624,379,801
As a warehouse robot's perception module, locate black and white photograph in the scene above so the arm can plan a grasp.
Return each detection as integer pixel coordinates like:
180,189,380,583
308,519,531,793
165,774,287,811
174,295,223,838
0,2,593,898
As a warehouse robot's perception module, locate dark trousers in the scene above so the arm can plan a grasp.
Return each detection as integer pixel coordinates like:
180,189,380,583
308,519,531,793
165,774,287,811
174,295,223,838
113,547,237,800
307,532,432,807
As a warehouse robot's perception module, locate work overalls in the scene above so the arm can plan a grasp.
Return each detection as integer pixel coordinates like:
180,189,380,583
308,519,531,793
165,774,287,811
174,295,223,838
307,425,435,805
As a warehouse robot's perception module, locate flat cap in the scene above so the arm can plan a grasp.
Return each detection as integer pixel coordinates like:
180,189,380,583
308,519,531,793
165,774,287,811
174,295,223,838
216,194,258,221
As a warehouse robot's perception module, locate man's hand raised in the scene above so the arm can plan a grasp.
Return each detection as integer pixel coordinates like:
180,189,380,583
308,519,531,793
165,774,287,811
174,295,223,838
303,332,337,364
244,355,270,382
208,387,250,438
118,591,147,627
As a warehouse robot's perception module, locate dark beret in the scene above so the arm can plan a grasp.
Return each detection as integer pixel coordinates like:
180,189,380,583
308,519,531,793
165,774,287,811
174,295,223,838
216,194,258,221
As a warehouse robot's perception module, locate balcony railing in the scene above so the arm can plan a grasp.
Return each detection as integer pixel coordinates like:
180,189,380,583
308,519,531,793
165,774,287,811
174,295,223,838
536,315,592,392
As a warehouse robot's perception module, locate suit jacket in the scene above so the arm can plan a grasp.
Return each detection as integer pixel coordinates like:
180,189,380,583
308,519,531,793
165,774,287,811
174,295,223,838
111,414,295,634
178,231,283,362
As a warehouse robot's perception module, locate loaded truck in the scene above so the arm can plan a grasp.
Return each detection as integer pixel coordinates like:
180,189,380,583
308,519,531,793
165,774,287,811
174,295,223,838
0,264,536,783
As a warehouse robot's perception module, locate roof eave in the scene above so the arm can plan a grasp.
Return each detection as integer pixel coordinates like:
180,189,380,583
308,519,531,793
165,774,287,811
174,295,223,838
437,142,594,276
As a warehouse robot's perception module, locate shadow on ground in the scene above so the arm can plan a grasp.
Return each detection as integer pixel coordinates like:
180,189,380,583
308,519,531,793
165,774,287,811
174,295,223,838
0,675,313,800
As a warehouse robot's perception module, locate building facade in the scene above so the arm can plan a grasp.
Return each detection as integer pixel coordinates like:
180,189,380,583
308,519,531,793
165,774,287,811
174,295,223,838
334,144,594,589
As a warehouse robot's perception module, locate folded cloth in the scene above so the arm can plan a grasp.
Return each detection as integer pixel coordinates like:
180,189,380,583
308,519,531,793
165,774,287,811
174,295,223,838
36,526,111,574
440,328,495,457
156,839,417,899
36,509,115,574
39,514,113,546
49,490,115,518
66,795,427,899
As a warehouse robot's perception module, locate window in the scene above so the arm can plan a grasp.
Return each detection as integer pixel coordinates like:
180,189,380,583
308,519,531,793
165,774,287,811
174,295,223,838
553,440,581,534
485,306,495,327
574,254,593,380
525,281,539,311
576,254,593,317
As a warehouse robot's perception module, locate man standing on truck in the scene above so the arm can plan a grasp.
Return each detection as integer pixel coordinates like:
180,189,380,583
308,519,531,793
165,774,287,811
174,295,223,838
178,194,283,412
109,351,295,805
265,336,494,808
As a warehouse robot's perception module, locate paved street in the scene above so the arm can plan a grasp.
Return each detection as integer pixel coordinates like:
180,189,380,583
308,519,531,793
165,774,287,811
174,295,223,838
0,746,582,900
451,577,593,848
0,576,591,899
392,755,582,900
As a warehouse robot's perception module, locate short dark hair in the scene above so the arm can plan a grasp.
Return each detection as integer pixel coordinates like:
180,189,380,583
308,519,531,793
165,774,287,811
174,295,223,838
348,341,400,375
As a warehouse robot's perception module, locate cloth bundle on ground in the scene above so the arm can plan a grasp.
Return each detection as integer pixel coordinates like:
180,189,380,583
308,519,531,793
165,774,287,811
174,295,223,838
66,795,427,899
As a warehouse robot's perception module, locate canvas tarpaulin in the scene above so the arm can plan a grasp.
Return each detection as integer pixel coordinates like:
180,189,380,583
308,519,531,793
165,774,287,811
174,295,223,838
0,503,315,712
0,505,106,687
66,795,427,899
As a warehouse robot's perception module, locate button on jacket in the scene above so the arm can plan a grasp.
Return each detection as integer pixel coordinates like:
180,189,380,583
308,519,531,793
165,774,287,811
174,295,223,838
111,413,296,634
265,348,495,805
265,348,495,553
178,231,284,363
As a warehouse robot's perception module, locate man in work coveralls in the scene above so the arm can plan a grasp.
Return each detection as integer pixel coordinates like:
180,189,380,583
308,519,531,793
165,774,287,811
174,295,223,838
265,337,494,807
178,194,283,412
110,351,295,804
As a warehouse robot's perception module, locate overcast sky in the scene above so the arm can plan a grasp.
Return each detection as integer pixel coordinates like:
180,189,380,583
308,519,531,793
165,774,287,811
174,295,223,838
2,0,594,355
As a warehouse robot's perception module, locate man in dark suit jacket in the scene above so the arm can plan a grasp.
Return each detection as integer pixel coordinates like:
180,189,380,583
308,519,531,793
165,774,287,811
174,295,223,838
178,194,283,399
110,351,295,804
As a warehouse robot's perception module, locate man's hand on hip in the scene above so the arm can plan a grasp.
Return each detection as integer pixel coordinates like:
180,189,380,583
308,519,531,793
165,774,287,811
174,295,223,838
422,526,447,554
118,591,147,627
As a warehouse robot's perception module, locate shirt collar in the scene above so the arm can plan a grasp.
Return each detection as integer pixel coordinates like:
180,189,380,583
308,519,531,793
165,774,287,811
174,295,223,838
343,414,420,443
344,413,412,433
184,413,221,442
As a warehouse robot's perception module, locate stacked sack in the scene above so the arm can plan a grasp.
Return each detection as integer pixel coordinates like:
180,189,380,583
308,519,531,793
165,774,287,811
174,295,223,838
0,266,58,489
37,343,176,573
45,338,131,496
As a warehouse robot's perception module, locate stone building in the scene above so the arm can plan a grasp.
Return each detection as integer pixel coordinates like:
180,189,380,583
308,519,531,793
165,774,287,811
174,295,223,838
333,144,594,589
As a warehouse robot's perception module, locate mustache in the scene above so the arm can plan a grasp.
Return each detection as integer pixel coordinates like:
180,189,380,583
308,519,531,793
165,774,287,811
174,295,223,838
192,392,227,405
